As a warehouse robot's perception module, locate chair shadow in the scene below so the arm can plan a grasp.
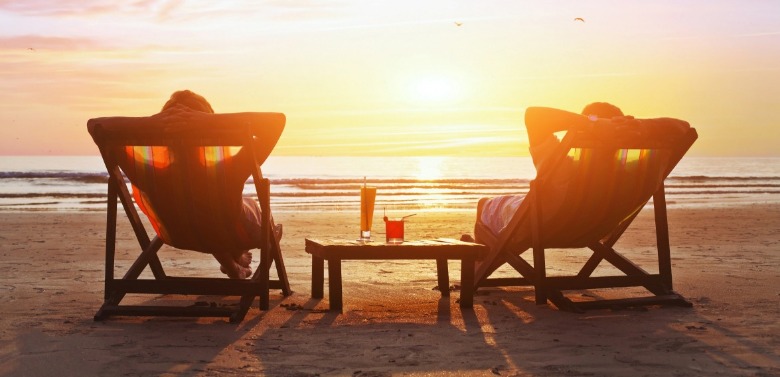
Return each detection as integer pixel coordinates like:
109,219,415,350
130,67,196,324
247,294,505,376
470,286,780,375
6,293,290,377
8,284,777,376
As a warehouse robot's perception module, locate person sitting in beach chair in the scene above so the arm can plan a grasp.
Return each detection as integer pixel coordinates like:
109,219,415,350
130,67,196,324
88,90,291,322
462,103,697,311
134,90,282,279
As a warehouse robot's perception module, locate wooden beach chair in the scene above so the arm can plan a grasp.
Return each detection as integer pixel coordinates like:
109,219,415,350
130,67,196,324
87,113,292,323
474,118,697,312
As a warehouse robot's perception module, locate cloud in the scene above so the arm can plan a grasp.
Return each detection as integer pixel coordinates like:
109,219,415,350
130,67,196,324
0,0,156,17
0,0,239,22
275,134,523,156
294,106,519,117
738,31,780,38
0,35,103,51
0,0,344,21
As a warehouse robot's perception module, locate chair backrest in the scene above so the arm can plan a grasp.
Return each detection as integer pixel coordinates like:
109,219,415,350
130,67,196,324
510,118,697,249
88,113,285,253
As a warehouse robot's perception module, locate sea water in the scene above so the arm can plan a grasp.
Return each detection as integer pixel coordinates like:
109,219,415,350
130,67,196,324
0,156,779,212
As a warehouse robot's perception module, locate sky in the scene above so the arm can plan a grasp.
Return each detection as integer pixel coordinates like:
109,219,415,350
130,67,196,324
1,0,779,157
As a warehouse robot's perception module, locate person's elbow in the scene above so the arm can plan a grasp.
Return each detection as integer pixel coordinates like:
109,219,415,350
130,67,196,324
524,107,544,125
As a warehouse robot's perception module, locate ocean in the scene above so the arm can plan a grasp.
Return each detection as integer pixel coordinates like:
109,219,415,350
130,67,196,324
1,156,779,212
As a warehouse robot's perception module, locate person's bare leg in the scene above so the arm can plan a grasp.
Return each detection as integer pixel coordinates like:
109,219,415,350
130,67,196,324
461,197,488,243
474,197,489,243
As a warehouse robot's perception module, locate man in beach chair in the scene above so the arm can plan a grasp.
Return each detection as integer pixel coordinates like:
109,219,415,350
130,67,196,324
463,105,697,312
87,90,291,323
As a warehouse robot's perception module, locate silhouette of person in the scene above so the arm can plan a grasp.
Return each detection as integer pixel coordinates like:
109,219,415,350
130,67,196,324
136,90,279,279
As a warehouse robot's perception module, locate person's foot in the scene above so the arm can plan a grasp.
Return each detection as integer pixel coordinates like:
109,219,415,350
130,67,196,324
216,251,253,279
219,261,251,279
236,251,252,268
460,234,475,243
237,264,252,279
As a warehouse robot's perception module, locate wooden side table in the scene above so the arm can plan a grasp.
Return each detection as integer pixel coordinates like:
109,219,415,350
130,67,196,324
304,238,488,311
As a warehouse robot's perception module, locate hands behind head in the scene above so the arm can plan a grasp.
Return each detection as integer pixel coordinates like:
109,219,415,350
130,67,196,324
590,115,690,141
591,115,640,135
150,104,213,128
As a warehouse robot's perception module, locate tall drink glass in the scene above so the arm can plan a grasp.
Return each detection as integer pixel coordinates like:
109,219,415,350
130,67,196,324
359,186,376,241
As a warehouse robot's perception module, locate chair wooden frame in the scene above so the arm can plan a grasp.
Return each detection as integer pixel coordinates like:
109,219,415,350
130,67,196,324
474,122,698,312
88,114,292,323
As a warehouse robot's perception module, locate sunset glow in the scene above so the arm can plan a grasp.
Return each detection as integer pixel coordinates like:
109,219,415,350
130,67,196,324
409,76,463,104
414,157,445,181
1,1,779,157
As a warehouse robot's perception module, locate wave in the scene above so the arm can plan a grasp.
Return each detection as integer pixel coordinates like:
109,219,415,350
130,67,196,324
0,193,106,199
667,175,780,181
3,170,780,184
4,189,778,201
0,171,109,184
0,191,526,200
665,184,780,189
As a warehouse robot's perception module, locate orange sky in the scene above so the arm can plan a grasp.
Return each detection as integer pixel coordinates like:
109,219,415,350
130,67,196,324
1,1,779,156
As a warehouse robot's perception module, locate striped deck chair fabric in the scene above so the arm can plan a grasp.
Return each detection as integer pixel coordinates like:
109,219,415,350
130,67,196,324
119,145,258,253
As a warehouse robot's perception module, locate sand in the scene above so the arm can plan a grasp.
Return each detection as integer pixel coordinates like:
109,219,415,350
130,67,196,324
0,203,779,376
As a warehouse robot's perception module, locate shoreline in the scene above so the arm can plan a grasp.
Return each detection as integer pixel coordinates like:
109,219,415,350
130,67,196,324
2,195,779,214
1,204,778,376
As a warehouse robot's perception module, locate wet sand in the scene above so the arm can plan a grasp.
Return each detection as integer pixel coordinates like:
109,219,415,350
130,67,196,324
0,203,778,376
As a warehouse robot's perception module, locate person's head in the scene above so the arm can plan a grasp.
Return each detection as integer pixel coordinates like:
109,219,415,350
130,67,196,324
161,90,214,113
581,102,623,119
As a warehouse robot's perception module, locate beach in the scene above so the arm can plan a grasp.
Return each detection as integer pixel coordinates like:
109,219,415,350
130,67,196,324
1,203,778,376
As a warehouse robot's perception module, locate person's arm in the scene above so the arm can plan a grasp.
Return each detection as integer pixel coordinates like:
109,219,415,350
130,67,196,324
524,107,592,147
97,106,283,133
167,108,286,166
86,105,195,135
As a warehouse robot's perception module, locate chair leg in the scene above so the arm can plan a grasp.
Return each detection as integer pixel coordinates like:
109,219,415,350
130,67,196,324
271,223,292,296
577,253,602,278
258,247,271,310
529,188,547,305
104,181,118,302
589,242,668,296
235,294,254,323
653,185,674,290
533,245,547,305
546,289,583,313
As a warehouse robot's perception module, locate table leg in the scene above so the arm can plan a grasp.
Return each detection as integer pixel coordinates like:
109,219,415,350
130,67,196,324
460,256,475,308
312,255,324,299
328,258,343,311
436,258,449,297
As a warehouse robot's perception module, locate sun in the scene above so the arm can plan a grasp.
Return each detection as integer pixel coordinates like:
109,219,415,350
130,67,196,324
409,76,462,104
414,157,445,181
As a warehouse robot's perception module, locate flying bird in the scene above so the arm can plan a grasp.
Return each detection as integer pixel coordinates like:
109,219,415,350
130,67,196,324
454,21,463,27
574,17,585,22
27,47,36,51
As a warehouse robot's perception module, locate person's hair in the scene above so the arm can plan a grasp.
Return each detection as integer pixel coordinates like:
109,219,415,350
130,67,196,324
161,90,214,113
581,102,623,118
